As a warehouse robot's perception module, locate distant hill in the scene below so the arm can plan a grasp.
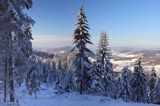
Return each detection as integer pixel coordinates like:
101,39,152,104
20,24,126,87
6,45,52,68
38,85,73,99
33,46,160,73
33,46,72,54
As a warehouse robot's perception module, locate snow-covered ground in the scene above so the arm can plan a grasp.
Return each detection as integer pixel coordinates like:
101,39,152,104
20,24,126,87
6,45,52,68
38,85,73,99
111,50,160,73
112,50,142,58
1,85,155,106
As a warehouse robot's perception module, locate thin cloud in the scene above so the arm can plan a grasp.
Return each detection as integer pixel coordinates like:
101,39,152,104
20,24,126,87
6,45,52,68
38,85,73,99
32,35,72,48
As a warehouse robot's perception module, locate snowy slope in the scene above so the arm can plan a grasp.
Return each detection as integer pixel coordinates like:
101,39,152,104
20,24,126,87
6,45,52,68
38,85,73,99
12,85,158,106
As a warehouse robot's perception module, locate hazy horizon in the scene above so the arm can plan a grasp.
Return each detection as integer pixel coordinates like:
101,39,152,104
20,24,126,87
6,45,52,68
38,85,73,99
32,35,160,49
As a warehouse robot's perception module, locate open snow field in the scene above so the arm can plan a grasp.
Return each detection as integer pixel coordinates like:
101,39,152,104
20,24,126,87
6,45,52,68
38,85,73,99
111,49,160,73
2,85,155,106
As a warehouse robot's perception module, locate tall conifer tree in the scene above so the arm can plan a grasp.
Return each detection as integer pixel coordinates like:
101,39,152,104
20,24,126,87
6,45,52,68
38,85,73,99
72,5,93,94
97,31,112,69
0,0,34,102
92,31,113,96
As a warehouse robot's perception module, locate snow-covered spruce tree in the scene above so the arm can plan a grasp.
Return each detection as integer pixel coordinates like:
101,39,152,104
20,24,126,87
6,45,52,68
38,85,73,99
0,0,34,102
55,59,75,93
0,1,15,102
64,69,75,92
47,61,56,86
51,61,57,81
96,31,112,65
42,63,49,83
27,67,40,99
153,78,160,104
66,54,77,91
112,75,121,99
66,52,77,75
92,31,113,97
91,62,102,95
119,67,132,102
130,57,149,103
10,0,34,88
26,56,40,99
149,67,157,103
55,60,64,94
71,5,93,94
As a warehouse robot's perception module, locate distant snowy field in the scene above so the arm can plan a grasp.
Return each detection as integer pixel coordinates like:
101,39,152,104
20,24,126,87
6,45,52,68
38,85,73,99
111,49,160,73
5,85,156,106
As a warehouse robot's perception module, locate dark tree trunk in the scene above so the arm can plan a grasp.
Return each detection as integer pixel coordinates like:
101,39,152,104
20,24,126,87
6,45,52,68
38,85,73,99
3,54,8,102
9,56,14,102
80,78,83,94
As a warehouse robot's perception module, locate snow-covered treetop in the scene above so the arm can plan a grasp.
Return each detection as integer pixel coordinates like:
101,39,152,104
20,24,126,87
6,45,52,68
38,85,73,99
72,5,92,51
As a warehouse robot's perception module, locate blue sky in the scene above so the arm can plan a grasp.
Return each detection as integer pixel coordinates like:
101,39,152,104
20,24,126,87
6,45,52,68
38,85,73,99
29,0,160,48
